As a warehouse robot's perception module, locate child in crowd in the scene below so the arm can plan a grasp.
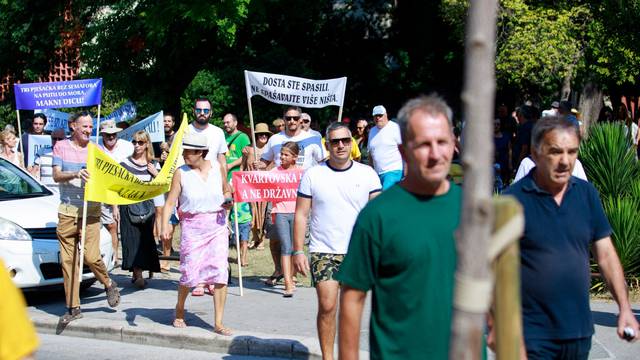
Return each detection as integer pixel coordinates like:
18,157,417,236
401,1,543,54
271,142,299,297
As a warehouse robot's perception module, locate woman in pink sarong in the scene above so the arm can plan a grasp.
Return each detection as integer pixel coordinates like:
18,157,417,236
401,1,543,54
161,131,233,336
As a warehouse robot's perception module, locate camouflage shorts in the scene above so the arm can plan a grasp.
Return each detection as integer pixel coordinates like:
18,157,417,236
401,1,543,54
310,252,344,286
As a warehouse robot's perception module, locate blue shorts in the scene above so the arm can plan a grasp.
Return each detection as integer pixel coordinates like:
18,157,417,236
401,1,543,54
231,221,251,242
274,213,294,255
525,336,591,360
380,170,403,190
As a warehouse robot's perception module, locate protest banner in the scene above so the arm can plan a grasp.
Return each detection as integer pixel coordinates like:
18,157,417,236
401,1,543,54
231,169,304,203
243,70,348,163
244,71,347,109
84,116,187,205
103,101,137,123
26,135,52,167
117,111,164,143
37,109,71,134
14,79,102,110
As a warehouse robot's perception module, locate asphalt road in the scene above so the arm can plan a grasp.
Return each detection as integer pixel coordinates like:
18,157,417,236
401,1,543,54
36,333,289,360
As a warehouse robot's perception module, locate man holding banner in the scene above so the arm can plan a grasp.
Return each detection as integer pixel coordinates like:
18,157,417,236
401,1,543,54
292,122,381,360
53,111,120,324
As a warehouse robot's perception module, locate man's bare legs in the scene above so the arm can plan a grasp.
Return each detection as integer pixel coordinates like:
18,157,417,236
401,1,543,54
105,222,118,264
316,280,340,360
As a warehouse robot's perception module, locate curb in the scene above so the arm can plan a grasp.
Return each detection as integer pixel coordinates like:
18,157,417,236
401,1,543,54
32,313,371,359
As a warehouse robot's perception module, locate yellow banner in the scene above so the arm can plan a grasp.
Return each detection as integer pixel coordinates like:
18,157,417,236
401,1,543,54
84,115,188,205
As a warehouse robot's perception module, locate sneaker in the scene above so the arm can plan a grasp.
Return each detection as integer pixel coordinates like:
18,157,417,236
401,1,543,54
105,279,121,307
60,307,83,324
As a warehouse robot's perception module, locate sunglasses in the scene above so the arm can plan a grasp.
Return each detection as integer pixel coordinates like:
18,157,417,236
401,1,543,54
52,137,64,141
302,119,311,123
103,133,117,138
132,140,146,146
285,116,300,121
329,137,351,146
195,108,210,114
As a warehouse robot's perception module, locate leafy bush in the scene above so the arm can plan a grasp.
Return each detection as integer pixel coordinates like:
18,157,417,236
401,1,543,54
581,122,640,282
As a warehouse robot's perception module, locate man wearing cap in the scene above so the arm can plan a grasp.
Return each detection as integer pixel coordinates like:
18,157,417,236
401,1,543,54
542,101,560,118
190,98,230,192
368,105,403,190
256,106,325,170
272,118,285,134
97,119,134,264
300,113,322,138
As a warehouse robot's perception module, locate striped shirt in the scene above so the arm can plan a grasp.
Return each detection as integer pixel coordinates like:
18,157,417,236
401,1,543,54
52,139,100,217
120,157,165,207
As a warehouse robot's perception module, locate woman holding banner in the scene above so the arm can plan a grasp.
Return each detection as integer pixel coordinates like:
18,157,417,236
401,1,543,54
0,129,25,169
161,131,233,335
117,130,162,288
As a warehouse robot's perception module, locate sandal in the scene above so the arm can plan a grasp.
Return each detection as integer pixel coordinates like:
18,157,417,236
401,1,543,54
205,284,215,296
192,285,205,296
60,307,83,324
264,274,283,287
134,277,146,289
105,280,120,307
214,326,233,336
173,318,187,328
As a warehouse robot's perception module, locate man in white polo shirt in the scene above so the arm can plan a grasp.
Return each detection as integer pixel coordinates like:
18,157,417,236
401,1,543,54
368,105,403,190
292,121,381,360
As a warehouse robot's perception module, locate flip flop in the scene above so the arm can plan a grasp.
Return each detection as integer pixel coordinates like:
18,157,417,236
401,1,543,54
214,327,233,336
192,286,205,296
205,284,215,296
173,318,187,328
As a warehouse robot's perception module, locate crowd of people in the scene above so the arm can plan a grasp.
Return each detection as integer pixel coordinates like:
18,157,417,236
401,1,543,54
3,93,640,360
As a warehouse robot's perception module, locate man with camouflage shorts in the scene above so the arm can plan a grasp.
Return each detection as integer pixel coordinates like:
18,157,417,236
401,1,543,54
293,122,381,360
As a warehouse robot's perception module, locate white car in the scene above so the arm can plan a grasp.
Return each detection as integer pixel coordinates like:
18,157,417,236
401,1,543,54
0,157,114,289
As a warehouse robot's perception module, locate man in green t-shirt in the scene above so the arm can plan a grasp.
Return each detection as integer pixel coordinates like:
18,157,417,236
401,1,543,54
336,95,461,359
223,113,252,266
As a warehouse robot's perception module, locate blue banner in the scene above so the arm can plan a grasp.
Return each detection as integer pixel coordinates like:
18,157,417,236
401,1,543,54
39,109,71,134
26,135,52,167
118,111,164,143
103,101,137,123
14,79,102,110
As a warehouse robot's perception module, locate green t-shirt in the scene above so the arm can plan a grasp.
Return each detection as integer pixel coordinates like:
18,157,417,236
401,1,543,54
229,201,252,224
225,131,251,182
335,183,461,360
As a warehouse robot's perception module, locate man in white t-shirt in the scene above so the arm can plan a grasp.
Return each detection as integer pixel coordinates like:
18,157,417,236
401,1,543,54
98,120,134,264
300,112,322,138
255,106,325,170
292,122,381,360
368,105,403,190
189,98,229,191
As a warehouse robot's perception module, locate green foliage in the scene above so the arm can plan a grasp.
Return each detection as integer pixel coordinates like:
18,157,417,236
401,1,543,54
180,70,233,128
602,196,640,275
580,123,639,197
581,122,640,280
0,103,17,131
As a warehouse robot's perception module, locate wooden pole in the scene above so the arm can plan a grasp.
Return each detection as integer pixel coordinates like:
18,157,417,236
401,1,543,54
78,201,89,283
233,202,244,296
490,197,523,360
337,78,347,122
244,71,258,163
15,110,25,161
94,104,102,144
450,0,498,359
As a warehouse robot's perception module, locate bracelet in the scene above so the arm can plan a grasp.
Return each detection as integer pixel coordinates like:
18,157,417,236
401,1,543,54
292,250,305,256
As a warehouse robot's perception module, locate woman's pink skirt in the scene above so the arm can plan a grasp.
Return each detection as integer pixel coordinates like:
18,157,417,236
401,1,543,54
179,210,229,287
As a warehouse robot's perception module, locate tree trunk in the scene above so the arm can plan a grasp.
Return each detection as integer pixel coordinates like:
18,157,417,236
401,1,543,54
578,81,603,135
450,0,497,359
560,67,573,101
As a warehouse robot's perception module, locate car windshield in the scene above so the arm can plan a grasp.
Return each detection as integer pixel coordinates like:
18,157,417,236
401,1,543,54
0,158,52,200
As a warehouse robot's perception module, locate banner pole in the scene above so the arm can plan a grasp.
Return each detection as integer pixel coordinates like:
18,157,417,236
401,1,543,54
78,201,89,285
94,104,102,144
337,77,348,122
244,71,258,163
233,202,244,296
16,110,25,161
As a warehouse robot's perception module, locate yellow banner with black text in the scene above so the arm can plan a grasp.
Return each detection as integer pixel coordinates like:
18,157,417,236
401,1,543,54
84,115,188,205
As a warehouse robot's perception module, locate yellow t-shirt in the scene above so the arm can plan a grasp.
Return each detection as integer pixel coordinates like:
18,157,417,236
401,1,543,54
0,259,39,360
321,137,362,160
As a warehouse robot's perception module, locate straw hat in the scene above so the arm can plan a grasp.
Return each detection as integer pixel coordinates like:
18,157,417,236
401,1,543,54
255,123,272,135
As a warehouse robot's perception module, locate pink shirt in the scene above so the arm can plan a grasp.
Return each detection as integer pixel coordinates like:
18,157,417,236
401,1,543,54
270,166,298,214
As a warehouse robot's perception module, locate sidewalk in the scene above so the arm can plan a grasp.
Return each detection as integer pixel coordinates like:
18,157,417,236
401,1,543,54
26,268,639,359
26,267,370,359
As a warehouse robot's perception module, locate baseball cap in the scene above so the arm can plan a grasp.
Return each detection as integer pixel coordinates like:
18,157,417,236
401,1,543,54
551,101,560,109
99,120,122,134
372,105,386,116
